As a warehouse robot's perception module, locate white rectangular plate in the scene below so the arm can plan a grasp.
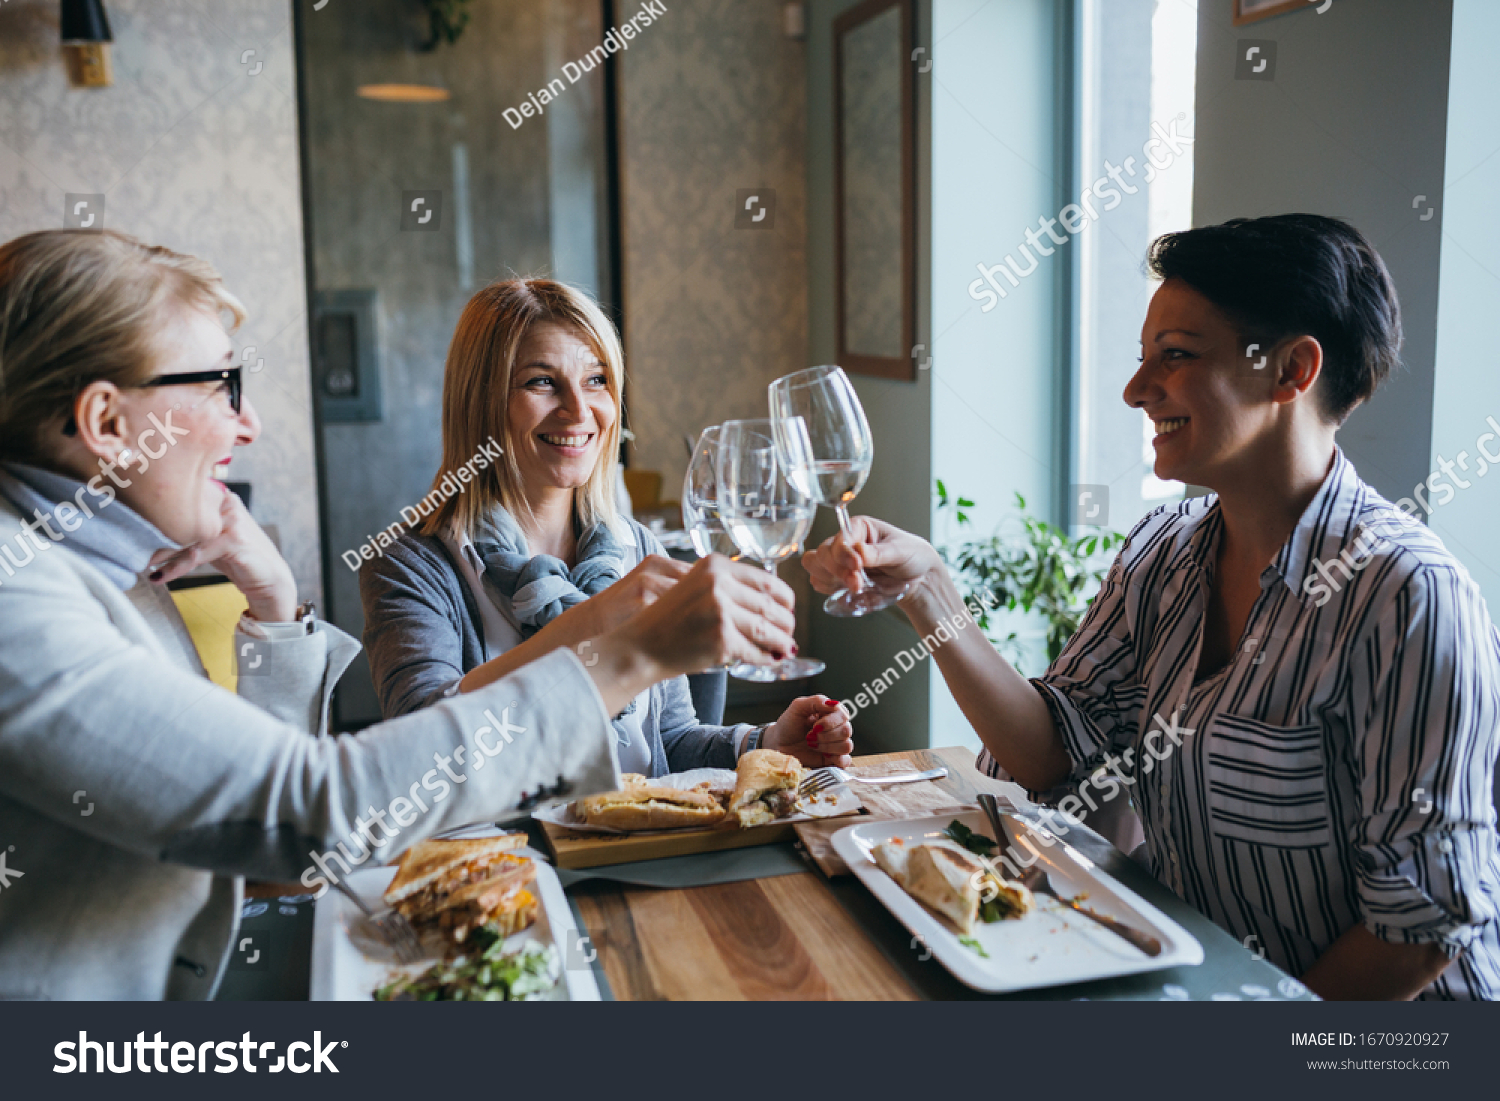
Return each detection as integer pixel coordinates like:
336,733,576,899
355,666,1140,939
831,811,1202,994
532,767,860,835
309,849,601,1002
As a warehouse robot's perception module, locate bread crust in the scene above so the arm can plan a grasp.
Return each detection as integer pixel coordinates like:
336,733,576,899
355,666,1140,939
729,749,802,827
904,839,985,934
383,834,528,906
578,785,727,830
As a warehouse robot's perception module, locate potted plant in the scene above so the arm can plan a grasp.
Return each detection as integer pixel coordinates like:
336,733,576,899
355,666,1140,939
934,481,1125,675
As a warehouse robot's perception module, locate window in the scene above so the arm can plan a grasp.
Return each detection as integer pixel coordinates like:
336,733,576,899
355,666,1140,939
1073,0,1197,534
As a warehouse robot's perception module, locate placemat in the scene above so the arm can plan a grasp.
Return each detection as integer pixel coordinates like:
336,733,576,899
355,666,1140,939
554,840,808,889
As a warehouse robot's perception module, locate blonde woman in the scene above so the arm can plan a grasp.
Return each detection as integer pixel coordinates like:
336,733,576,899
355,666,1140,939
360,278,853,775
0,230,790,998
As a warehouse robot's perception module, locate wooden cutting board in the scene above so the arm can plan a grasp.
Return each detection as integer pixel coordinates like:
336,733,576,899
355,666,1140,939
540,815,824,869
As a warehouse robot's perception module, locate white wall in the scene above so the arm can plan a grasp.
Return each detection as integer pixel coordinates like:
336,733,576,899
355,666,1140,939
1428,0,1500,613
1191,0,1454,510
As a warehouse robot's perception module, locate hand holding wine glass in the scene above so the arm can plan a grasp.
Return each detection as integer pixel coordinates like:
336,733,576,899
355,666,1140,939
768,365,909,616
801,514,942,605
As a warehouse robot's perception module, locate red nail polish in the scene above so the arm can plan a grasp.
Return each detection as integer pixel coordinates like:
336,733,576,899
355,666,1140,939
811,723,823,734
791,643,799,655
772,650,785,661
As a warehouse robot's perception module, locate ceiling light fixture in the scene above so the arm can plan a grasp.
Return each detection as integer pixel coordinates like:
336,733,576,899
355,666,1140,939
356,83,452,103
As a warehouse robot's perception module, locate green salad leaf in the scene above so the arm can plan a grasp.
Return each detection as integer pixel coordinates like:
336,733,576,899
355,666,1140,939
943,819,997,857
957,935,990,958
374,936,559,1002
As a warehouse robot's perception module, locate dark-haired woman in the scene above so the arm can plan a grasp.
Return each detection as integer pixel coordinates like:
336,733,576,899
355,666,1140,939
805,215,1500,999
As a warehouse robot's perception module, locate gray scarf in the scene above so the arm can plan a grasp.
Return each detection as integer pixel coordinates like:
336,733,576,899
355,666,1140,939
0,461,179,591
471,507,639,740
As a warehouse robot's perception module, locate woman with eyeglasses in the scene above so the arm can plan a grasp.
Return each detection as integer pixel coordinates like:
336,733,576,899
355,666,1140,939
804,215,1500,1000
0,229,797,999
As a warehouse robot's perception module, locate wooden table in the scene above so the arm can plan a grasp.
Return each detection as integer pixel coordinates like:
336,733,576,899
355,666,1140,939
566,746,1305,1001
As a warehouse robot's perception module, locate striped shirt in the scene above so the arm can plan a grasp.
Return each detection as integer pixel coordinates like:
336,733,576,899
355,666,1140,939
979,448,1500,998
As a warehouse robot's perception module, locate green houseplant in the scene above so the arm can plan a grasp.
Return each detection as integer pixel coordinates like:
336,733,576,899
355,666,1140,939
935,481,1125,675
420,0,473,49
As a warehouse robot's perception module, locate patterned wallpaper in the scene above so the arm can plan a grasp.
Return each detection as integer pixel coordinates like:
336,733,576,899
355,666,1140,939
0,0,322,602
618,0,809,499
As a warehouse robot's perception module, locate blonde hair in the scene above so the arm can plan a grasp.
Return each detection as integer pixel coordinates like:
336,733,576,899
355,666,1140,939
0,229,246,464
419,278,627,540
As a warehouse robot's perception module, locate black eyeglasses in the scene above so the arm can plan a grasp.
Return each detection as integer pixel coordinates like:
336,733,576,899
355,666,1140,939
63,366,242,436
139,366,242,414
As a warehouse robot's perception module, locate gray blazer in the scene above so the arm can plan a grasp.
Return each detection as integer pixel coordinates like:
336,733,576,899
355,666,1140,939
0,497,621,1000
360,522,748,775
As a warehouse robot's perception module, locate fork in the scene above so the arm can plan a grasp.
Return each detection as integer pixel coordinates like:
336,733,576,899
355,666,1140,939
798,765,947,799
977,794,1161,957
330,877,426,963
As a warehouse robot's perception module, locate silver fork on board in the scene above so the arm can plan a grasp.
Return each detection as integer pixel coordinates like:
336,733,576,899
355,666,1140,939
798,765,948,799
330,878,426,963
977,793,1162,957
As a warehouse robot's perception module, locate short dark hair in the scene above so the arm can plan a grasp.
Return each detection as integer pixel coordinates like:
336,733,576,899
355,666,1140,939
1146,214,1402,424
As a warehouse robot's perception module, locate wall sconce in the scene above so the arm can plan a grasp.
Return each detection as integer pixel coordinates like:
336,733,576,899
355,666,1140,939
61,0,114,88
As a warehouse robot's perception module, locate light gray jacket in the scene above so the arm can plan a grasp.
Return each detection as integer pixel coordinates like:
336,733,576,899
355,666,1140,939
0,497,620,1000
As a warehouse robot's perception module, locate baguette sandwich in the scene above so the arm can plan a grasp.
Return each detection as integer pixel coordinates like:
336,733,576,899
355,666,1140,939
727,749,804,828
383,834,537,951
578,784,727,831
873,837,1032,935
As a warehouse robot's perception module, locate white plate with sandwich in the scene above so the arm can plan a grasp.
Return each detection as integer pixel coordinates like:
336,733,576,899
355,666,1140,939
831,811,1202,994
310,833,601,1001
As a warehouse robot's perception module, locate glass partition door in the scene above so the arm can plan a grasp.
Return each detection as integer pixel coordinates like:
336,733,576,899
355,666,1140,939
296,0,617,728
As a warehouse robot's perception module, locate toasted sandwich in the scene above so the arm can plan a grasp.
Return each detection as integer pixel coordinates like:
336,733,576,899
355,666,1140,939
383,834,536,950
579,784,726,831
727,749,803,828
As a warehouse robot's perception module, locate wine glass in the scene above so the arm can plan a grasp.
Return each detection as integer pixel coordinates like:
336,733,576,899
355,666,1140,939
768,364,909,616
715,419,825,681
681,426,739,560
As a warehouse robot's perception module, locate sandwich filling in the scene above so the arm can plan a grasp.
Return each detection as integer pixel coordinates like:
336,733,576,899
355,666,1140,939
384,837,539,952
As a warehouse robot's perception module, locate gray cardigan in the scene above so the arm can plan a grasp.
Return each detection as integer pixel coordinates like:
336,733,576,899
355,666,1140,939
360,522,747,775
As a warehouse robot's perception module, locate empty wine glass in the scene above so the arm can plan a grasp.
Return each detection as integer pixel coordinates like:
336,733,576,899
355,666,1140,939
769,364,909,616
716,419,825,681
681,426,740,560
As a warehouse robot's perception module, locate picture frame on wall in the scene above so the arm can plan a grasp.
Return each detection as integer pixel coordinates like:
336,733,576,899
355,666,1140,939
1233,0,1313,24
